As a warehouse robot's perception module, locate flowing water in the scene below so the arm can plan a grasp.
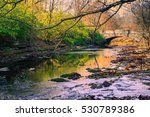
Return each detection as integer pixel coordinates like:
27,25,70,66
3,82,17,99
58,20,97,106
0,47,150,100
0,48,118,99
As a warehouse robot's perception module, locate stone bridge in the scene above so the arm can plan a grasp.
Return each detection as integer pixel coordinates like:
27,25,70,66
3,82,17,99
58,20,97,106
101,30,141,40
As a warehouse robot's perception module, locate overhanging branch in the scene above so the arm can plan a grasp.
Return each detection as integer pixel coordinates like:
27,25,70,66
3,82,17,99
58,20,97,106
36,0,136,30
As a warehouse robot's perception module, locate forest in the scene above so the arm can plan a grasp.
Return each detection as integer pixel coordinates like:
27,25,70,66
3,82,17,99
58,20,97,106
0,0,149,50
0,0,150,100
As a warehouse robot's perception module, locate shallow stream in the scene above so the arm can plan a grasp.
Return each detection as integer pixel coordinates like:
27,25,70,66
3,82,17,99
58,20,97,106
0,47,150,99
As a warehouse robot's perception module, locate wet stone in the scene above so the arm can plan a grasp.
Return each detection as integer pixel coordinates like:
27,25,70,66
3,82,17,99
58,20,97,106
86,68,101,73
105,96,136,100
102,81,112,87
89,83,103,89
117,88,134,91
101,89,113,91
118,96,136,100
60,72,81,80
50,78,69,82
74,84,83,88
106,97,119,100
138,95,150,100
80,95,96,100
89,81,112,89
88,74,107,79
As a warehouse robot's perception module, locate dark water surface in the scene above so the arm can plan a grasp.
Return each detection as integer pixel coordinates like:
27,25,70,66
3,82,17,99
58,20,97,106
0,48,118,99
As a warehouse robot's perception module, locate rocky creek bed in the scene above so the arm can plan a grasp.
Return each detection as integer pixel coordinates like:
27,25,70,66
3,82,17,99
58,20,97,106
47,46,150,100
0,46,150,100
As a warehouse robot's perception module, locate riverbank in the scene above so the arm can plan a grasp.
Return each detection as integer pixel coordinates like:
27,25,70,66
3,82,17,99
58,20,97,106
0,39,110,68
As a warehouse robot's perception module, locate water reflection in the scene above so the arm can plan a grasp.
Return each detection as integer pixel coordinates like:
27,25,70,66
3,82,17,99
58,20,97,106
76,49,117,76
0,48,117,99
1,49,117,83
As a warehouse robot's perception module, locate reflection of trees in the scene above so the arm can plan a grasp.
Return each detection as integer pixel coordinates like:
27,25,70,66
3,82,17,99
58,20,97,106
90,54,100,69
29,54,90,81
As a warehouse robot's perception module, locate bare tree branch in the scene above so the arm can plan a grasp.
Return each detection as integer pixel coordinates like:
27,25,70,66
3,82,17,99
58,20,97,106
36,0,136,30
52,17,83,54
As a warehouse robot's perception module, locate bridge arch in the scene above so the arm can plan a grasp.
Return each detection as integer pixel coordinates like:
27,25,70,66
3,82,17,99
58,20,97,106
101,30,141,40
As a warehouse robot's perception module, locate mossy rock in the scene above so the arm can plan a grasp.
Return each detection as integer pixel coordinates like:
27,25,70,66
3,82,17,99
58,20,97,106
88,74,107,79
86,68,101,73
60,74,70,78
50,78,69,82
60,72,81,80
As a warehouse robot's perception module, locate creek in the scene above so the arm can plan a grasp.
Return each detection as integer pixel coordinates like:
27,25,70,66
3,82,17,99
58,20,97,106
0,47,150,99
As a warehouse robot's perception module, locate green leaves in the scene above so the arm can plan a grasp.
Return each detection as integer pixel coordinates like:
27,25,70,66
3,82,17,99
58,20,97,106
0,1,34,44
0,0,104,47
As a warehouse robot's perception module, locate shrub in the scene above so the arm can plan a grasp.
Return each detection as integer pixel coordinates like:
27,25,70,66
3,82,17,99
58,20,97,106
0,1,104,47
0,1,35,46
89,30,105,45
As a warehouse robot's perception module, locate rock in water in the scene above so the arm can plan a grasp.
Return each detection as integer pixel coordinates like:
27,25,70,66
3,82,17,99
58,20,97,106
60,74,70,78
102,81,112,87
89,81,112,89
0,67,9,72
138,95,150,100
68,72,81,80
89,83,103,89
50,78,69,82
86,68,101,73
60,72,81,80
80,95,95,100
